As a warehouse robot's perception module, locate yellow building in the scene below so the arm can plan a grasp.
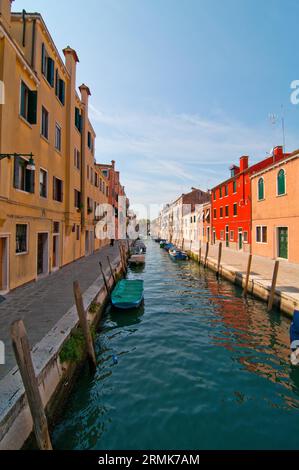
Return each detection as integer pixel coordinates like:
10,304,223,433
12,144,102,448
0,1,109,293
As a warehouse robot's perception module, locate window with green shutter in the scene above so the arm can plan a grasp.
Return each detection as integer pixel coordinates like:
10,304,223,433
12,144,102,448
258,177,264,200
20,81,37,125
277,169,286,195
41,43,54,87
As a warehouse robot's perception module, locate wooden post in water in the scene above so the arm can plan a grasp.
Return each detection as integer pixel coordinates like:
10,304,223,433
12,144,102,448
198,243,202,264
107,256,116,285
73,281,97,368
118,243,125,273
121,244,128,273
216,242,222,279
11,320,53,450
99,261,110,296
267,260,280,312
204,242,209,268
243,254,253,298
182,238,185,251
190,240,193,255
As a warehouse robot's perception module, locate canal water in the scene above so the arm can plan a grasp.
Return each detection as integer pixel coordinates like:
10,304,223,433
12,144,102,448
53,241,299,450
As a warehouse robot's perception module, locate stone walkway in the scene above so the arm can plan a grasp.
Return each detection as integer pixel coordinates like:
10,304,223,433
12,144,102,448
0,242,122,379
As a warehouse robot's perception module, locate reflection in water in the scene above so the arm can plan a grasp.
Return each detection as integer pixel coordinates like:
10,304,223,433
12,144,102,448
53,241,299,450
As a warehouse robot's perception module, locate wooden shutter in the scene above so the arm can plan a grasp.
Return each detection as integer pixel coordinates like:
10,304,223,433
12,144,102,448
55,69,59,96
28,90,37,124
13,157,20,189
41,43,46,74
60,79,65,105
47,57,54,87
20,81,26,118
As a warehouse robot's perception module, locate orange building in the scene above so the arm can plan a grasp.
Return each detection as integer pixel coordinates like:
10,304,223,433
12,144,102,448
251,149,299,263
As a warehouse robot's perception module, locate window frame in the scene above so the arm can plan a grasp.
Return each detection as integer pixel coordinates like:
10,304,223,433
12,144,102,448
39,167,48,198
53,176,63,203
16,223,29,255
277,168,286,196
41,105,49,140
55,122,62,152
256,225,267,244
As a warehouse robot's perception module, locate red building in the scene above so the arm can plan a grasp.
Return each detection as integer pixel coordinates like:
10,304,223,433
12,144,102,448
96,160,128,240
211,147,289,252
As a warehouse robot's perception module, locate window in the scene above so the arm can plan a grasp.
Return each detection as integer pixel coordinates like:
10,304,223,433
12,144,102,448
75,107,82,132
230,230,234,241
102,169,109,178
95,173,98,187
258,177,264,201
219,187,222,198
53,177,63,202
39,169,47,198
225,185,228,196
87,197,93,213
220,230,224,240
233,203,238,216
88,131,92,150
213,208,217,219
55,70,65,105
20,81,37,124
225,205,229,217
277,169,286,195
14,157,35,193
16,224,28,254
87,165,90,179
213,191,216,201
74,149,80,169
256,226,267,243
53,222,60,234
243,231,248,243
76,225,80,241
90,168,94,184
194,215,196,223
74,189,81,209
220,207,223,218
41,43,54,87
41,106,49,139
233,180,237,193
55,123,61,151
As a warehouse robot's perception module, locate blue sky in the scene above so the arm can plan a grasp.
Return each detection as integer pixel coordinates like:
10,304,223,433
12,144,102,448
13,0,299,217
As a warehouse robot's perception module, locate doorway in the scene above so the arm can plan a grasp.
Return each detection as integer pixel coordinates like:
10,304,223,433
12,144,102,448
53,235,60,269
0,236,9,293
278,227,288,259
225,226,229,248
238,229,243,250
37,233,49,276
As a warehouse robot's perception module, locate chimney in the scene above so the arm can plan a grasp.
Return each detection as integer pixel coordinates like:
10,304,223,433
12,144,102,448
273,146,283,160
111,160,115,169
79,83,91,111
239,155,249,172
0,0,14,30
63,46,79,80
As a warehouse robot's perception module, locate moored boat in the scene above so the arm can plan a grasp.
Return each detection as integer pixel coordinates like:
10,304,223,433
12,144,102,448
169,249,188,260
160,240,167,248
111,280,144,310
164,243,174,252
128,255,145,266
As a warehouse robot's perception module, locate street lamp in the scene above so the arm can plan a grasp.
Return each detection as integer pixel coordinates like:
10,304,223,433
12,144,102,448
0,153,35,171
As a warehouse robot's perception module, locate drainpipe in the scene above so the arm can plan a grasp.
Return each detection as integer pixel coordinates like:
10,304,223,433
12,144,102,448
31,18,36,69
22,9,26,47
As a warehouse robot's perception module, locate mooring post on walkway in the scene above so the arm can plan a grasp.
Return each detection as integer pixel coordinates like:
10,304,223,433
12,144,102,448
73,281,97,368
107,256,116,285
216,242,222,279
11,320,53,450
243,254,253,298
267,260,280,312
198,243,202,264
204,242,209,268
99,261,111,297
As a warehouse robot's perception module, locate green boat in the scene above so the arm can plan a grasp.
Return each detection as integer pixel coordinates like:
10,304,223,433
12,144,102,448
111,280,144,310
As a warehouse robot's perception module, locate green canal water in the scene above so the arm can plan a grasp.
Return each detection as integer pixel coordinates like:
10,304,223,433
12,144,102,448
53,241,299,450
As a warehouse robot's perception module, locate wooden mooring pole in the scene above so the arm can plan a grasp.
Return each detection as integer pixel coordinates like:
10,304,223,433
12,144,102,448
198,244,202,264
107,256,116,285
99,261,111,296
216,242,222,279
73,281,97,368
243,254,253,298
267,260,280,312
204,242,209,268
182,238,185,251
11,320,53,450
118,243,125,273
190,240,193,254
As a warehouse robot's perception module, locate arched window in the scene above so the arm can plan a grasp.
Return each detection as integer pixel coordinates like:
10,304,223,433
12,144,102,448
258,177,264,201
277,169,286,196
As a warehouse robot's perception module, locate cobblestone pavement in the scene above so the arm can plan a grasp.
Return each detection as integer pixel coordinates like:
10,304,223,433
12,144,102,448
0,242,122,379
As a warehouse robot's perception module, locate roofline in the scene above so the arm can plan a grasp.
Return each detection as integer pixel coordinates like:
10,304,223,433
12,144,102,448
11,12,70,79
250,149,299,179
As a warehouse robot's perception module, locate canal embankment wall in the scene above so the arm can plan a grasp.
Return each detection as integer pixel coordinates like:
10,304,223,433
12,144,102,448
186,244,298,318
0,248,127,450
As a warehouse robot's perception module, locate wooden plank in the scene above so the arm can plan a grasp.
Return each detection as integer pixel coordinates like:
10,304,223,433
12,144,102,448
267,260,280,312
11,320,52,450
243,254,253,298
216,242,222,279
73,281,97,368
107,256,116,285
204,242,209,268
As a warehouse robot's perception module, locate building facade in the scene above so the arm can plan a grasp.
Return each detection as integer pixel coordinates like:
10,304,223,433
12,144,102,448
0,2,111,293
211,147,289,252
251,150,299,263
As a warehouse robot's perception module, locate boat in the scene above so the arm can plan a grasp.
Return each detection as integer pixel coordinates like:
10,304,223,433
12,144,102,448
134,240,147,253
128,254,145,266
154,238,161,243
164,243,174,252
169,248,188,260
111,279,144,310
160,240,167,248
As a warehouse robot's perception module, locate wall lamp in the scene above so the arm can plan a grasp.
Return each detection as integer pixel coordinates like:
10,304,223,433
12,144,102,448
0,153,35,171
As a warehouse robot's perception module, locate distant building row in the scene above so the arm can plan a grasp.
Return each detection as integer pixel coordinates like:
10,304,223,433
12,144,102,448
154,145,299,264
0,1,128,293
